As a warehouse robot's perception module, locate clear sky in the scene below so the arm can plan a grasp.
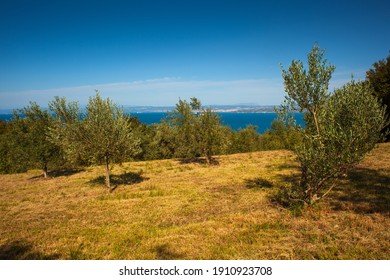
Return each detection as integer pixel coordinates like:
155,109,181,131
1,0,389,109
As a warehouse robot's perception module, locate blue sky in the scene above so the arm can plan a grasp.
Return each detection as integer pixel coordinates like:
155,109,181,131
1,0,389,109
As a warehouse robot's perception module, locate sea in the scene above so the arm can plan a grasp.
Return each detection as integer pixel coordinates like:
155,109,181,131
0,112,304,133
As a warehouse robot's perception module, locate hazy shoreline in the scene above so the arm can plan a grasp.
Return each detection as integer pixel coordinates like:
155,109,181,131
0,105,277,114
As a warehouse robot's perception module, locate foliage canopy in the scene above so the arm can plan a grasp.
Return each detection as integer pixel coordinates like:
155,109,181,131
162,97,227,165
0,102,61,177
279,44,387,204
49,92,141,189
366,53,390,141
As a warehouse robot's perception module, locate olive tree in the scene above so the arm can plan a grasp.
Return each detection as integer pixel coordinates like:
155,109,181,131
366,54,390,141
166,98,199,159
8,102,61,177
279,45,387,204
49,92,141,189
164,97,227,164
0,118,29,174
197,107,225,165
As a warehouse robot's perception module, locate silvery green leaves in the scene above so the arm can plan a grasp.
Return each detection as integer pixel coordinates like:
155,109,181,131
49,92,141,189
279,45,387,204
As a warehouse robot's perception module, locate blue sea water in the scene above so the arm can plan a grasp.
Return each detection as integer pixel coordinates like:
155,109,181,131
0,112,304,133
0,114,14,122
132,112,304,133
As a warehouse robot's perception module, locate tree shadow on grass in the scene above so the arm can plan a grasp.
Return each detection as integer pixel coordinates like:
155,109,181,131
89,171,149,192
275,173,301,187
178,157,220,165
273,167,390,214
0,240,59,260
245,178,274,189
266,163,299,171
154,244,184,260
330,167,390,214
29,168,85,179
49,168,85,177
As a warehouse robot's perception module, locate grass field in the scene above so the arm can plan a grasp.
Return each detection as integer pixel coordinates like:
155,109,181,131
0,144,389,260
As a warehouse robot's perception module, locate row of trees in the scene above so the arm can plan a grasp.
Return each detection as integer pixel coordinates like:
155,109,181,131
0,93,297,190
136,98,300,163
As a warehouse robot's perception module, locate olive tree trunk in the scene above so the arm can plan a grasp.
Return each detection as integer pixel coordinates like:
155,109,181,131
104,156,111,189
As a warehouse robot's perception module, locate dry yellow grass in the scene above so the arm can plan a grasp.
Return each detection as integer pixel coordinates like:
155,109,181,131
0,144,389,259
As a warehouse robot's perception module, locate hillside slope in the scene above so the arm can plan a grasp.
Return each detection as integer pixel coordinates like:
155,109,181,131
0,144,389,259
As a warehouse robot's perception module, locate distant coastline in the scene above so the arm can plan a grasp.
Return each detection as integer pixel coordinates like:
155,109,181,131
124,105,277,113
0,105,277,114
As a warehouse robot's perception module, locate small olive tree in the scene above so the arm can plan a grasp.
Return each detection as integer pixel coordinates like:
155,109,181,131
9,102,61,177
197,107,225,165
164,97,227,164
49,92,141,189
166,98,200,159
279,44,388,204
